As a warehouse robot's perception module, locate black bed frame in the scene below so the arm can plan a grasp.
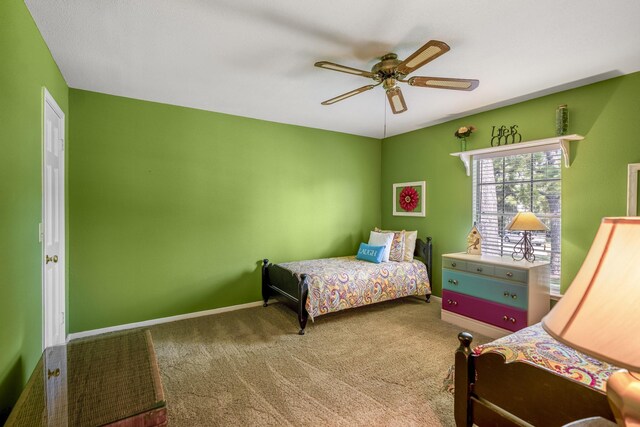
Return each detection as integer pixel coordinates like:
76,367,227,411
455,332,615,426
262,237,433,335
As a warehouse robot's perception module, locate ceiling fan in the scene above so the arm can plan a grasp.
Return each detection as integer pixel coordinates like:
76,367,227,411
315,40,479,114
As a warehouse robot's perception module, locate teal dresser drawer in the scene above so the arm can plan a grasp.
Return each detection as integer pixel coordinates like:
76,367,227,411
442,257,466,271
442,269,528,310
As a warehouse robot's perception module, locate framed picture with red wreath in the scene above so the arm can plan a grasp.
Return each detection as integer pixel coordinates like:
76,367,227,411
392,181,426,217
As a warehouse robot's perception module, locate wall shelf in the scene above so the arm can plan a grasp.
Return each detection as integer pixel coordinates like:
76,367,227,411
451,134,584,176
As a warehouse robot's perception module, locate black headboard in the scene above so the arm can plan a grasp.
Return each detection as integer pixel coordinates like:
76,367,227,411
415,237,433,284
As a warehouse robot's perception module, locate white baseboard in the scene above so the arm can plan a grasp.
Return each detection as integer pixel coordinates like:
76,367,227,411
69,295,441,341
67,300,265,341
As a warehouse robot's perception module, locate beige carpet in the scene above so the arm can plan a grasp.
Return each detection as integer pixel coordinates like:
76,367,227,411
150,298,490,426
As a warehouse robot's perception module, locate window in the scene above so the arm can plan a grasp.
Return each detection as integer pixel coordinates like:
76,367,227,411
472,149,562,295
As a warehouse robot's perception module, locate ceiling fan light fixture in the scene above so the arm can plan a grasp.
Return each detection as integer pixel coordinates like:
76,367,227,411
382,78,397,90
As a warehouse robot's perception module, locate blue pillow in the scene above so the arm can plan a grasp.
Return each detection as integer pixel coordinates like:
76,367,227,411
356,243,386,263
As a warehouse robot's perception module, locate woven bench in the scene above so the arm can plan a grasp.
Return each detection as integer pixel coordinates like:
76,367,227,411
6,329,166,426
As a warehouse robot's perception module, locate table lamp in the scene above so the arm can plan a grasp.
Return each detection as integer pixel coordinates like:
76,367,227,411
505,212,548,262
542,217,640,426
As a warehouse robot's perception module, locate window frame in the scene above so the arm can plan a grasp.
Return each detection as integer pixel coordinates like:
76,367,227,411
472,146,562,296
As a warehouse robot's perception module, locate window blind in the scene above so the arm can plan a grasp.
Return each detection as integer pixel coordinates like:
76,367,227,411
472,149,562,295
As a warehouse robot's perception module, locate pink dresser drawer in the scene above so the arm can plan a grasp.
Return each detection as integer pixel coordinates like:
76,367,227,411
442,290,527,332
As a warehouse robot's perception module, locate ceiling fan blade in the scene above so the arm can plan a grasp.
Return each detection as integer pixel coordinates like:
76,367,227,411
321,84,378,105
315,61,375,78
396,40,450,76
386,87,408,114
408,76,479,91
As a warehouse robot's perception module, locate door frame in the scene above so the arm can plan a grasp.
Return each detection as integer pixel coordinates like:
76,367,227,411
42,87,66,349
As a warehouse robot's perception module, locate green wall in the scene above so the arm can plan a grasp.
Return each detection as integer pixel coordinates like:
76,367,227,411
3,0,639,416
68,89,381,332
381,72,640,296
0,0,69,419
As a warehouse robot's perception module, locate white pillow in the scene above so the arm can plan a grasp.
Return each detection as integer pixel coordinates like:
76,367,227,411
368,231,394,262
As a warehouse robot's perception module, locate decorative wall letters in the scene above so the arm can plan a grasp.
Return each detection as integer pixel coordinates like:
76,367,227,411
490,125,522,147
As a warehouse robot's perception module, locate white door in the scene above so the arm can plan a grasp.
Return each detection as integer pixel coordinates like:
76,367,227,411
43,89,66,349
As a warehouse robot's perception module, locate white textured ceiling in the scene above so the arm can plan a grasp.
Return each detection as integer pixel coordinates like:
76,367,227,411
25,0,640,138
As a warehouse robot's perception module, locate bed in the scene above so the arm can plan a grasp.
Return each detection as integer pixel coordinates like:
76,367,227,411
454,323,619,426
262,237,432,334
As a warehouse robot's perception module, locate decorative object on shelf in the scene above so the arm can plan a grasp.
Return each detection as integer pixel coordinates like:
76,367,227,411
454,125,476,151
392,181,426,217
627,163,640,216
490,125,522,147
466,223,482,255
555,104,569,136
542,217,640,427
505,212,548,262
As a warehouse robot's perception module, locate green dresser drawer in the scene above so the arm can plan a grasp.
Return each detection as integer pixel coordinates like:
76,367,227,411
494,266,528,283
442,269,528,310
442,258,466,271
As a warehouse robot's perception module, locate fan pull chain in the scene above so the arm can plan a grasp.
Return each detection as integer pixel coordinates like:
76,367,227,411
383,95,387,139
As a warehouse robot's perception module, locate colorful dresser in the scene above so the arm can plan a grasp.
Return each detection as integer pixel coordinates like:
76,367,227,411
441,252,550,338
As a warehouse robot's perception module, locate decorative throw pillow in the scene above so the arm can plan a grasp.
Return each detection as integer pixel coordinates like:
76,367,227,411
355,243,385,263
402,230,418,261
383,231,405,262
368,231,394,262
376,228,418,261
388,231,406,262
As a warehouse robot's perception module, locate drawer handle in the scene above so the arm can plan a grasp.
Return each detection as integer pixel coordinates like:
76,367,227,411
47,368,60,379
511,293,517,299
447,299,458,306
447,279,458,285
503,316,516,324
453,301,458,306
476,267,483,272
451,262,457,267
506,272,513,278
447,299,453,305
504,291,510,298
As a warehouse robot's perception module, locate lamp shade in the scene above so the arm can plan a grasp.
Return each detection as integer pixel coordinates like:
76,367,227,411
506,212,548,231
542,217,640,372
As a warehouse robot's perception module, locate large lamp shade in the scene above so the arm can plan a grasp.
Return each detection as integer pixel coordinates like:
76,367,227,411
542,217,640,372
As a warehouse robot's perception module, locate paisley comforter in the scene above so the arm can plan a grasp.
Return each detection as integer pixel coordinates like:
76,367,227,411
474,323,619,393
277,256,430,321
